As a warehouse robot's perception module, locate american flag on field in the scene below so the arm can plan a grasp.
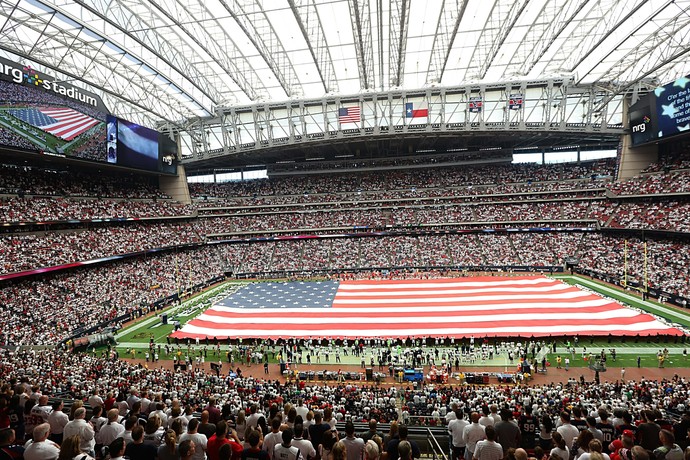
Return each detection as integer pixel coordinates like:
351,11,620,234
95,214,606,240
170,276,682,340
338,106,361,124
9,107,100,141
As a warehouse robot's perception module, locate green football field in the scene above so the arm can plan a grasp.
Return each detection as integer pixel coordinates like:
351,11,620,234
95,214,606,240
97,275,690,368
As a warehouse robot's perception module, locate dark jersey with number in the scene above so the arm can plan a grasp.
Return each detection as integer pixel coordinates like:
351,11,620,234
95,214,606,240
597,422,616,453
519,414,538,448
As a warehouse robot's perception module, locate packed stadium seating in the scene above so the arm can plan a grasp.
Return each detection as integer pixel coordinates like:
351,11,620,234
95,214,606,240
1,157,690,348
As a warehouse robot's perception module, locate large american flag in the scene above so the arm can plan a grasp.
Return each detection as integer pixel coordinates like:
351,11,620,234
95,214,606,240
170,276,682,340
10,107,100,141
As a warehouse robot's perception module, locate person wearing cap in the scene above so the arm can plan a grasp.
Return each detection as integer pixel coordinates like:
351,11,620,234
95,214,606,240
609,430,635,460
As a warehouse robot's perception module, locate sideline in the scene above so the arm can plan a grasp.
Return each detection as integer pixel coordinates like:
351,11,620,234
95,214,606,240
556,275,690,327
115,281,239,341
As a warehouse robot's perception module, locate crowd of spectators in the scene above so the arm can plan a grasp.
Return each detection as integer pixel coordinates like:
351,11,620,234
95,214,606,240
191,160,615,202
578,235,690,298
0,163,169,198
0,196,194,223
6,229,690,347
2,346,690,460
0,221,203,274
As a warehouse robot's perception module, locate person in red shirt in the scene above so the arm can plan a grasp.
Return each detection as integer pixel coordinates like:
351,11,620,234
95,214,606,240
208,420,243,460
609,430,635,460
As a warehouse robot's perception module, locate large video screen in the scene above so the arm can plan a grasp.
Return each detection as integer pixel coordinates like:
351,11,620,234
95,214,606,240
116,119,159,171
0,76,176,174
0,79,107,161
630,74,690,146
656,76,690,139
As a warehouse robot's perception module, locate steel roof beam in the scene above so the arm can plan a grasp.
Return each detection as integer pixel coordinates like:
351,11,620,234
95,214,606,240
389,0,410,87
349,0,375,90
288,0,339,94
217,0,301,97
427,0,468,84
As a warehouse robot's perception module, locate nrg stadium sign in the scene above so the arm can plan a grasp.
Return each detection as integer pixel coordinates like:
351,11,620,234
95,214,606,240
0,56,108,113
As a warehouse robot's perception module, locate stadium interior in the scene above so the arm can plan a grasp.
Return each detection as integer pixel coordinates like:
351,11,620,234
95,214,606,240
1,1,690,460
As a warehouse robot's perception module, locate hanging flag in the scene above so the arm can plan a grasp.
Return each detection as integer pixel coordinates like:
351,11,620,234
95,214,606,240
405,102,429,118
469,97,483,113
338,106,361,124
509,93,524,110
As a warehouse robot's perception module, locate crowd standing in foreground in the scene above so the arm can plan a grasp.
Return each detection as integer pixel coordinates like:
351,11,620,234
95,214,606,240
1,346,690,460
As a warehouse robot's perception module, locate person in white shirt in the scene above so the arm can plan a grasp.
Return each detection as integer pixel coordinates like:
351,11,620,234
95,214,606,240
556,412,580,450
473,426,503,460
549,432,570,460
30,396,52,427
47,400,68,445
87,390,104,410
96,409,125,448
23,423,60,460
295,400,309,420
479,408,494,428
274,429,301,460
292,424,316,460
264,418,284,460
489,406,501,425
246,404,263,430
179,418,208,460
149,402,169,428
89,406,107,439
63,407,96,455
463,413,486,460
449,410,469,460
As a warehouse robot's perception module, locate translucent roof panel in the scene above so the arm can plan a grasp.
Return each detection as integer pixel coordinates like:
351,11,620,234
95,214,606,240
0,0,688,127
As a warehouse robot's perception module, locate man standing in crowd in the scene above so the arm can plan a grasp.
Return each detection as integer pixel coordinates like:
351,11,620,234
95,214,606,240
473,426,503,460
463,413,486,460
63,407,95,456
199,411,217,440
293,424,316,460
96,409,125,449
179,418,208,460
494,410,521,454
387,425,420,460
361,420,383,443
274,429,301,460
24,424,60,460
46,401,67,445
265,418,284,460
124,425,158,460
341,422,364,460
208,421,242,460
557,412,580,450
448,409,468,460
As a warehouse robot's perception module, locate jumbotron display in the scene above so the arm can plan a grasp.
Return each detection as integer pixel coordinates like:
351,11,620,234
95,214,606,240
629,73,690,145
0,57,176,174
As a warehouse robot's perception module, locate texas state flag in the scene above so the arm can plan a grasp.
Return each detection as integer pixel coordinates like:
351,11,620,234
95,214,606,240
405,102,428,118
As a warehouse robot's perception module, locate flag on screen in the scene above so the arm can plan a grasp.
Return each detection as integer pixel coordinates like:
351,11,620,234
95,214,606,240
9,107,100,141
405,102,428,118
170,276,682,340
338,106,361,124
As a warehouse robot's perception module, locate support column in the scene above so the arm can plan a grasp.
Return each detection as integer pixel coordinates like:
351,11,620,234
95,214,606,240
159,165,191,204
